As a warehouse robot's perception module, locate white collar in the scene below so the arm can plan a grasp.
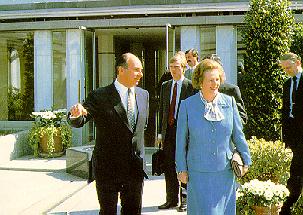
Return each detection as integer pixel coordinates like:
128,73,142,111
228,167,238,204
173,75,185,85
295,68,302,79
114,79,135,94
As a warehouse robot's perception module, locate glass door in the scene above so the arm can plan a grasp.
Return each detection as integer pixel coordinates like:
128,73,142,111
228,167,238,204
82,29,96,144
153,23,176,146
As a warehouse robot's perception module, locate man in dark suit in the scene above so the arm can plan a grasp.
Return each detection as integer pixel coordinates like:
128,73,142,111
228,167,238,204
279,52,303,215
157,53,195,212
219,83,247,124
68,53,149,215
156,69,172,97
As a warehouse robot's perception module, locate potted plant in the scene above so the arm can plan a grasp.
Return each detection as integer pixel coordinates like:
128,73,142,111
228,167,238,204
28,109,72,158
235,137,293,214
237,179,289,215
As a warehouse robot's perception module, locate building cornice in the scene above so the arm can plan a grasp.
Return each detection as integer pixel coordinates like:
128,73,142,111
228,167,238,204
0,15,246,31
0,3,249,20
0,2,303,31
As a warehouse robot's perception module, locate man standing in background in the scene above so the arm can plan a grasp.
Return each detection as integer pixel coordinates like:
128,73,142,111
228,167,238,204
184,48,199,80
157,52,195,212
279,52,303,215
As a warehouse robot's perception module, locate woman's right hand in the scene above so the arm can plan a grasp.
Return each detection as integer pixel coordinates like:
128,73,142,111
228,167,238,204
177,171,188,184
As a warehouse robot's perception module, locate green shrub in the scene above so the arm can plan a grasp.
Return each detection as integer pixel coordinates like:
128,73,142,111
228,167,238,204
290,22,303,60
238,136,292,185
8,87,24,120
292,195,303,214
0,130,19,136
241,0,294,140
19,33,34,121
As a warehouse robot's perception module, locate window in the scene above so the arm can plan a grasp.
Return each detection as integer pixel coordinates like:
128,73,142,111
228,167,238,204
52,31,66,109
200,26,216,58
0,32,34,121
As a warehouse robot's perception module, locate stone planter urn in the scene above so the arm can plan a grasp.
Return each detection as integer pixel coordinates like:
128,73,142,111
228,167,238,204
253,205,281,215
39,132,64,158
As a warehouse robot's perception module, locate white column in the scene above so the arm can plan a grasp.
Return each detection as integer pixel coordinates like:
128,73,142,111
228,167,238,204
34,31,53,111
216,26,237,85
97,34,115,87
181,26,201,53
66,29,85,146
0,40,8,120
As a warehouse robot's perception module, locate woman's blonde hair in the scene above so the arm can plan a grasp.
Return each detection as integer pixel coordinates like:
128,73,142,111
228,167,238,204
192,59,225,89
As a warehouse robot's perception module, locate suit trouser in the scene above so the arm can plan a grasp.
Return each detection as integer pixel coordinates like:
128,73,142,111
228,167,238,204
281,118,303,214
280,146,303,214
163,124,179,204
179,182,187,205
95,175,144,215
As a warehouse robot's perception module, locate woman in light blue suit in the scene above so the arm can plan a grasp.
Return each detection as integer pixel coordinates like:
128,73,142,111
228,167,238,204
175,59,252,215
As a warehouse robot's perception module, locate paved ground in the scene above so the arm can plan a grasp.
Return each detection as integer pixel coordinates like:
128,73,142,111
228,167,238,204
49,176,185,215
0,156,185,215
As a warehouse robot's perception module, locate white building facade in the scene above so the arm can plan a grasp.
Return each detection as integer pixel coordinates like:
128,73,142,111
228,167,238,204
0,0,301,145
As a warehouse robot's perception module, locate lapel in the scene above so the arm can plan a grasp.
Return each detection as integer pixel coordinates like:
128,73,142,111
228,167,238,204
134,87,145,132
108,83,133,132
192,93,204,114
216,93,230,111
296,74,303,97
284,78,291,101
180,78,189,101
164,80,173,110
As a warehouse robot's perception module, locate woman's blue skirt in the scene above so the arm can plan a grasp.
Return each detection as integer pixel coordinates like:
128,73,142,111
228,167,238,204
187,168,236,215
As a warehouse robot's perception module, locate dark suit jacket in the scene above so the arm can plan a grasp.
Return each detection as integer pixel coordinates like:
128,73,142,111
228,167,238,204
69,83,149,183
219,83,248,124
282,76,303,148
158,78,195,142
156,71,172,96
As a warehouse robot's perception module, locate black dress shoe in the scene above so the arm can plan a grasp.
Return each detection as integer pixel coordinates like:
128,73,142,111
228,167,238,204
176,204,187,212
158,202,178,209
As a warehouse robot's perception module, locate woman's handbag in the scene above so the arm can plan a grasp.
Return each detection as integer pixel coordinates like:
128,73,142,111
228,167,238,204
231,150,244,178
152,144,165,176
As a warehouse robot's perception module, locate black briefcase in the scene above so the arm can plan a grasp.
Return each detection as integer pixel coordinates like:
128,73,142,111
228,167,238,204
152,148,165,176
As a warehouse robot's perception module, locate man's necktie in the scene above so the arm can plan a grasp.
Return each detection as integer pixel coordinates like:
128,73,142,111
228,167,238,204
168,82,177,127
292,76,297,106
127,88,136,131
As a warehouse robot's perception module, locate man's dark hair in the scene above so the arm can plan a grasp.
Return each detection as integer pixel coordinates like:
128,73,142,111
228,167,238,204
115,53,135,75
202,54,223,66
115,53,129,70
185,48,199,60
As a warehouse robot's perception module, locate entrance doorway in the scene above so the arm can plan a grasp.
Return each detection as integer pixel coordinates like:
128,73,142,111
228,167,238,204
87,26,180,146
